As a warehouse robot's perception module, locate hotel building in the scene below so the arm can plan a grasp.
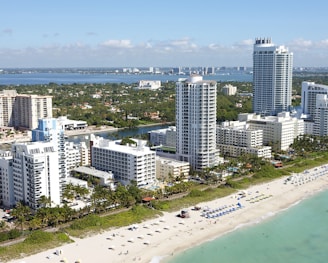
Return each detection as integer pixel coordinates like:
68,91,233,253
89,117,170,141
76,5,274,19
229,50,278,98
176,75,220,171
252,38,293,116
11,141,61,210
217,121,272,159
91,135,156,186
239,112,304,151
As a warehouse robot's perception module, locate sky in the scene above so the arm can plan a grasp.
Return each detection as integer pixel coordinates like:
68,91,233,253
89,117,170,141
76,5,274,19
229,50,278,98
1,1,328,68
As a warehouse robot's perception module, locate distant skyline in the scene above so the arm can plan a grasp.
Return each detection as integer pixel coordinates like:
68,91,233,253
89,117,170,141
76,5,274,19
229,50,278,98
1,1,328,68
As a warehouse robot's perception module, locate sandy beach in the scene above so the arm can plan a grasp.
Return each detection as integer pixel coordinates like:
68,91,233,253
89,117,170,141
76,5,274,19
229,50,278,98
8,165,328,263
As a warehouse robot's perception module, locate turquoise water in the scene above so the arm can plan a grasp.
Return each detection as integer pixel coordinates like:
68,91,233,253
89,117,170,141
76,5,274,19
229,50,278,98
166,189,328,263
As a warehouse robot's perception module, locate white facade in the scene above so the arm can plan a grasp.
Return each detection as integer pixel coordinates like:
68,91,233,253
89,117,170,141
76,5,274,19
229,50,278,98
301,81,328,120
155,156,189,182
240,112,304,151
222,84,237,96
176,75,220,171
57,116,88,130
12,141,61,210
148,126,176,148
137,80,161,90
313,94,328,136
252,38,293,116
14,94,53,130
0,151,15,208
65,142,81,171
0,90,17,127
217,121,271,158
91,135,156,186
217,144,272,159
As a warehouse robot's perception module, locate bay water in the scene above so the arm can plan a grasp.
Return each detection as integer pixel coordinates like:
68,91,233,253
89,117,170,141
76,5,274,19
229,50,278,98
166,189,328,263
0,72,252,86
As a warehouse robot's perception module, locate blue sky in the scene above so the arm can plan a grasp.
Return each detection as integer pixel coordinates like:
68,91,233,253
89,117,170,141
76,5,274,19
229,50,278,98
1,1,328,68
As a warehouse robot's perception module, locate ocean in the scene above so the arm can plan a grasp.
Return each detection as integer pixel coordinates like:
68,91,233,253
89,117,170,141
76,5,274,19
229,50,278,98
166,189,328,263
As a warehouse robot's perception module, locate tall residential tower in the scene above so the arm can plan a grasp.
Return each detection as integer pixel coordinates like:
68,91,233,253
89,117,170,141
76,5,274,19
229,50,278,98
176,75,220,171
252,38,293,116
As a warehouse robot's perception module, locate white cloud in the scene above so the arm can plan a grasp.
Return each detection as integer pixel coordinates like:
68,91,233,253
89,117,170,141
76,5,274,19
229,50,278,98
2,37,328,67
100,39,133,48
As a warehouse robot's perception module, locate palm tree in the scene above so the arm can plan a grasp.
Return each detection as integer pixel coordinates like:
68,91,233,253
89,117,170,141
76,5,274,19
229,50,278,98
11,202,31,231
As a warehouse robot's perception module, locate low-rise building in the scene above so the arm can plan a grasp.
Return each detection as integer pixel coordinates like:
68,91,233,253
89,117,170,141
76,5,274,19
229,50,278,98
239,112,304,151
91,135,156,187
217,121,271,158
155,156,189,182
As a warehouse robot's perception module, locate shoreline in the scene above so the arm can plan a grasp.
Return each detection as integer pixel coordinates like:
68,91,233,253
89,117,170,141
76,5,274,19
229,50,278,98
8,165,328,263
64,122,173,137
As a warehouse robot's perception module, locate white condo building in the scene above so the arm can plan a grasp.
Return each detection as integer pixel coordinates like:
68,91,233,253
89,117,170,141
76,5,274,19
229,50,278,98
301,81,328,120
222,84,237,96
217,121,272,159
239,112,304,151
0,151,15,208
176,75,220,170
148,126,176,148
0,90,52,130
91,135,156,186
313,94,328,136
12,141,61,210
252,38,293,116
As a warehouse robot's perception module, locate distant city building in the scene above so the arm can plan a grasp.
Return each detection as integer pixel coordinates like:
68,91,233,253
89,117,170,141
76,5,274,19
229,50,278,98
57,116,88,131
222,84,237,96
0,90,52,130
301,81,328,120
176,75,221,170
252,38,293,116
136,80,161,90
239,112,304,151
172,67,183,75
91,135,156,186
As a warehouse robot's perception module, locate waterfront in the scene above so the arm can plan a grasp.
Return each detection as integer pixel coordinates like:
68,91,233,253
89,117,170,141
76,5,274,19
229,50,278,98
167,188,328,263
0,72,252,86
67,123,170,143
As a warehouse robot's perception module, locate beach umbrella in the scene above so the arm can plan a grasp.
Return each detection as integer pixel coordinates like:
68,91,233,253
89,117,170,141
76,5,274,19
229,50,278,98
128,238,134,243
108,245,115,250
144,240,150,245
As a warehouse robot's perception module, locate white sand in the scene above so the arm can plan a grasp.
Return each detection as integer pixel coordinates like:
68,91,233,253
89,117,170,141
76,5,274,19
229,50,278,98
8,165,328,263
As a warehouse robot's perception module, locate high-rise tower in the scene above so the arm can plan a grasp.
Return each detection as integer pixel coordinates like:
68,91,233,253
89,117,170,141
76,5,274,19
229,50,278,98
252,38,293,116
176,75,220,171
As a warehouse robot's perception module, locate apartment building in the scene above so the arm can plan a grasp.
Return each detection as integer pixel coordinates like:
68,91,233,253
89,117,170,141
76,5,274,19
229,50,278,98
239,112,304,151
91,135,156,186
176,75,220,170
0,90,52,130
12,141,61,210
252,38,293,116
155,156,189,182
217,121,271,158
